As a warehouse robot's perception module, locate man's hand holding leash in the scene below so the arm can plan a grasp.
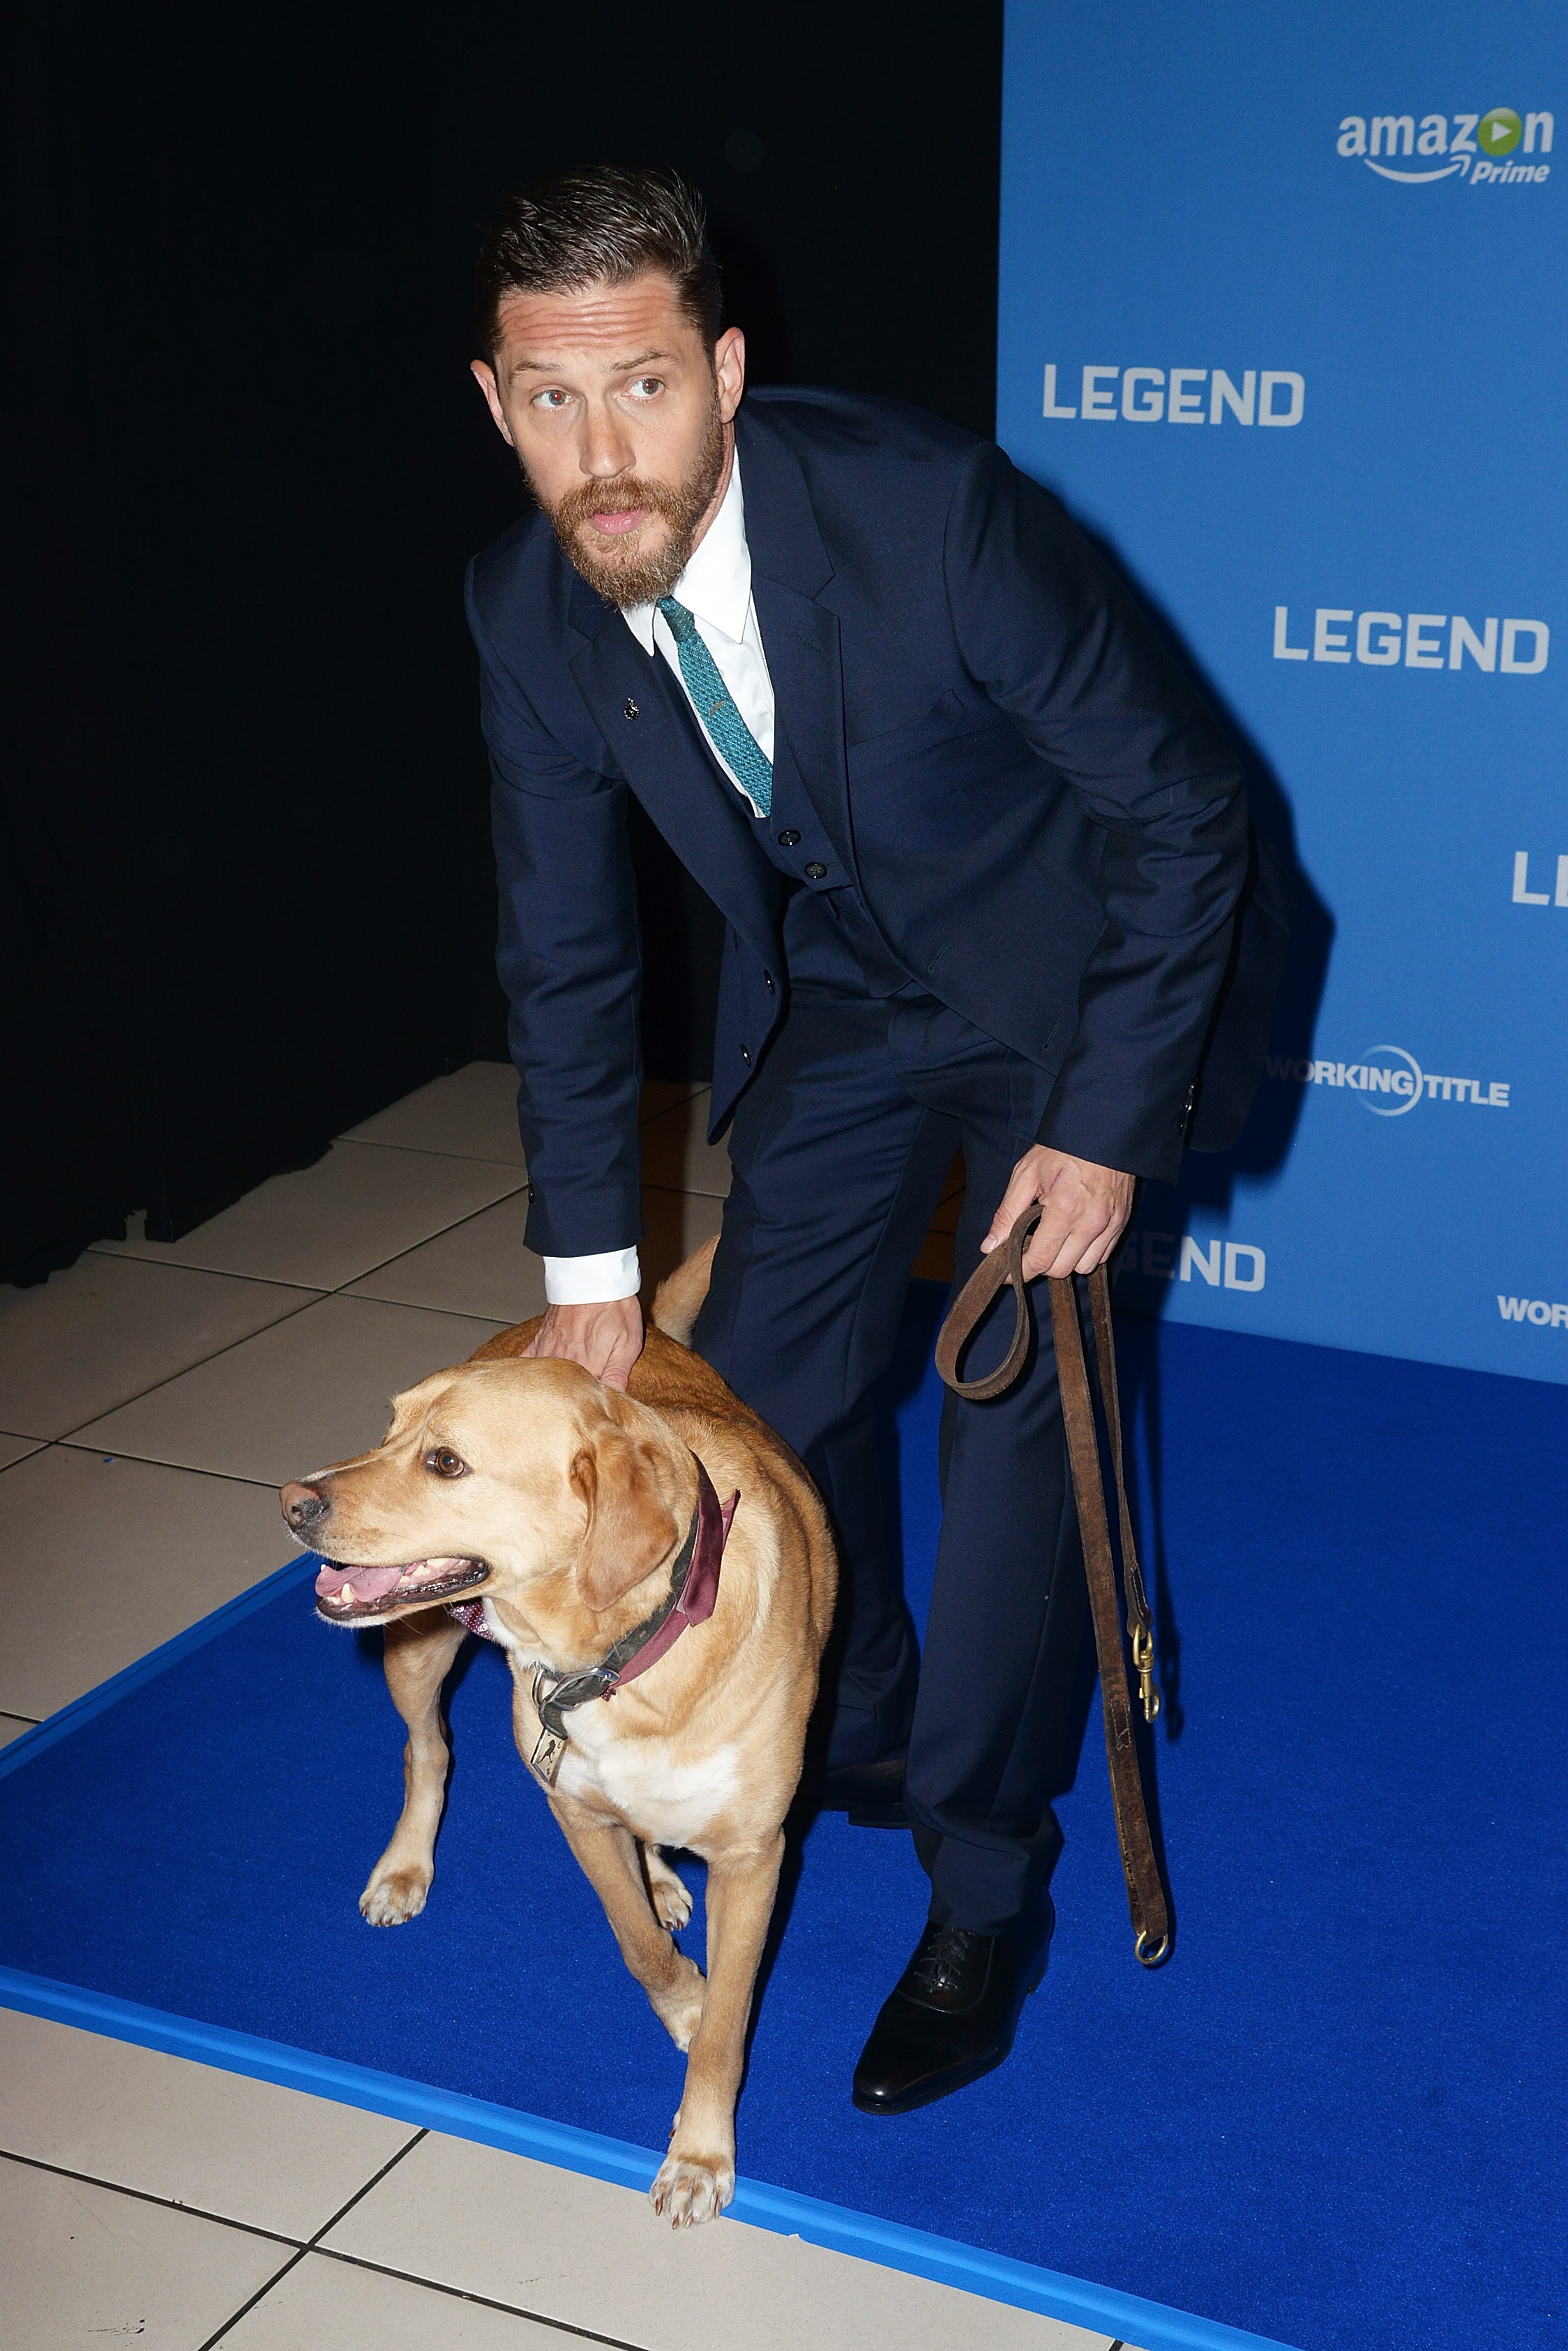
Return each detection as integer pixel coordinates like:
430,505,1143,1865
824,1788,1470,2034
981,1146,1134,1282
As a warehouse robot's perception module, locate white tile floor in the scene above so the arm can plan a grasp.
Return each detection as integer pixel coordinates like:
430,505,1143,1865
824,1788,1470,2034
0,1063,1111,2351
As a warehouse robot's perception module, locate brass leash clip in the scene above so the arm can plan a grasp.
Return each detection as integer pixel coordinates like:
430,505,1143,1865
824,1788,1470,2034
1130,1621,1161,1725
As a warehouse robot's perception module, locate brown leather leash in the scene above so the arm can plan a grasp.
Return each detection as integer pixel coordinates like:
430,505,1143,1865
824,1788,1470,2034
935,1207,1171,1967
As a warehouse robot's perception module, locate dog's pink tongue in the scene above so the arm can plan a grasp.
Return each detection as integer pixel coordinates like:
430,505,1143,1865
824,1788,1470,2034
314,1562,407,1601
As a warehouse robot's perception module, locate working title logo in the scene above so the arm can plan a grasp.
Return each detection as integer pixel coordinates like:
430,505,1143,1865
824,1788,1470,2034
1267,1047,1509,1115
1338,109,1553,184
1498,1293,1568,1329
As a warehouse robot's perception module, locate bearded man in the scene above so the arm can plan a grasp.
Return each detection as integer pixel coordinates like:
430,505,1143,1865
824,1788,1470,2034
466,167,1258,2113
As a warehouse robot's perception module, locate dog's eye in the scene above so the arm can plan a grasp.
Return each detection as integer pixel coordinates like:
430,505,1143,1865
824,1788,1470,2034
424,1447,467,1479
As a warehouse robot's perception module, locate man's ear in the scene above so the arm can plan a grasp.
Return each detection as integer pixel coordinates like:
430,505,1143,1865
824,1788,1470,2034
714,325,746,423
568,1427,682,1614
470,358,516,447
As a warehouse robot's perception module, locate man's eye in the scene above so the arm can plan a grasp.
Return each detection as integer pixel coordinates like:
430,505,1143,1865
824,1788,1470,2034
424,1448,467,1478
628,377,663,398
532,389,571,411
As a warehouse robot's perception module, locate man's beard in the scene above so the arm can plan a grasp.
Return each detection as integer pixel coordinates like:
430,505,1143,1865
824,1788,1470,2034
537,403,726,609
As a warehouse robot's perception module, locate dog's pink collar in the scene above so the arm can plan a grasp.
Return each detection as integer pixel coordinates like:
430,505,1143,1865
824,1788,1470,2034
607,1456,737,1689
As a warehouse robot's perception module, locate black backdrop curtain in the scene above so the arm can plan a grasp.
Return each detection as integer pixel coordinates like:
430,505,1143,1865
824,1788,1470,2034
3,0,1002,1280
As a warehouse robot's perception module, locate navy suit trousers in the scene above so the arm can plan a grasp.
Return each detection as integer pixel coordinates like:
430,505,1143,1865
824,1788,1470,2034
691,985,1087,1935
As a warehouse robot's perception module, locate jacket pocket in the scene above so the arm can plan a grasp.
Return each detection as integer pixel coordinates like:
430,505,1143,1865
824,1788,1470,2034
846,689,1008,774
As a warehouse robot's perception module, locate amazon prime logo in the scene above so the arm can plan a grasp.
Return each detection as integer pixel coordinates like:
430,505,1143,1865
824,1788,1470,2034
1337,109,1553,185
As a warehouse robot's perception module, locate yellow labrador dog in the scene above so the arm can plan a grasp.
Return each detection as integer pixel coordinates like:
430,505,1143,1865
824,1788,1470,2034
279,1244,835,2227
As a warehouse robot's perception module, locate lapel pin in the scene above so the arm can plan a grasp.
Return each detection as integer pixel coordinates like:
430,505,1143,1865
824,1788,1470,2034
624,697,639,720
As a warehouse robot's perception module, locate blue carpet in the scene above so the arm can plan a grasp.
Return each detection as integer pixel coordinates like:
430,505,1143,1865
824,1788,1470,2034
3,1295,1565,2350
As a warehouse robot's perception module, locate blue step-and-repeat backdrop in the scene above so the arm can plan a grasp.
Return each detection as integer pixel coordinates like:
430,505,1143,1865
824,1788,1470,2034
999,1,1566,1383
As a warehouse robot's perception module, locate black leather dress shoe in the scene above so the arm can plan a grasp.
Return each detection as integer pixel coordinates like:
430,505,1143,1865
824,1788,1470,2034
815,1754,907,1828
851,1906,1053,2114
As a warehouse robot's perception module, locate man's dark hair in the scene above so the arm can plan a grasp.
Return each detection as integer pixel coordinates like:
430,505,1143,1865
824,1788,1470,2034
476,167,722,359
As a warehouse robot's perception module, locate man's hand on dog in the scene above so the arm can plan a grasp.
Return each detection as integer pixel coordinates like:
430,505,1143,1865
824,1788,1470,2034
523,1298,644,1390
981,1146,1135,1282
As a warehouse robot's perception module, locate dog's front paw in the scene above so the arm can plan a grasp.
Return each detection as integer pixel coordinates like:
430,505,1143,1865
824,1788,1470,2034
649,2149,734,2228
643,1847,694,1932
359,1865,432,1925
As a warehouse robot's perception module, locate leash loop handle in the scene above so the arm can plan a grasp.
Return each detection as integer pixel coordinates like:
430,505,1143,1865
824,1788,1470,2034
933,1205,1042,1399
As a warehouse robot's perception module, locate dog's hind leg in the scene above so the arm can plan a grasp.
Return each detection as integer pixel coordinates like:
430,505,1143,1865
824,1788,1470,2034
361,1610,467,1926
651,1830,784,2228
548,1799,707,2052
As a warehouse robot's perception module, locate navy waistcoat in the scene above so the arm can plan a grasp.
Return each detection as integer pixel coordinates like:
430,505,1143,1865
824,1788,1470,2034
679,661,914,1001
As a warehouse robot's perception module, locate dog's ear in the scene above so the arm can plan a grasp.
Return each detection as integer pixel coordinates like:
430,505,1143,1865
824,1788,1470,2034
568,1426,683,1614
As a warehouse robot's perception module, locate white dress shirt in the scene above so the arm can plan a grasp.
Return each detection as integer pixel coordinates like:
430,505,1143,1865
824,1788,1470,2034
542,451,774,1307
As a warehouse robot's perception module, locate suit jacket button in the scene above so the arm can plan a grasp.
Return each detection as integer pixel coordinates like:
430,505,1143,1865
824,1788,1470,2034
777,829,801,847
624,698,639,719
740,1044,751,1064
804,861,827,880
764,970,775,992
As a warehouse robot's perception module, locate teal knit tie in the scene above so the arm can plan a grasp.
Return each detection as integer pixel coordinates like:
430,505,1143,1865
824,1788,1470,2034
658,596,772,817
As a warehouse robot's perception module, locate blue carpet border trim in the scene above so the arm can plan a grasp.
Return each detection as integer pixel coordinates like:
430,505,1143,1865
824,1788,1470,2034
0,1558,1295,2351
0,1965,1292,2351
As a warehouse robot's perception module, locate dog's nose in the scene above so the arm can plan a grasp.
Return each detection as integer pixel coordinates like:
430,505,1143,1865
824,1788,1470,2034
280,1480,330,1531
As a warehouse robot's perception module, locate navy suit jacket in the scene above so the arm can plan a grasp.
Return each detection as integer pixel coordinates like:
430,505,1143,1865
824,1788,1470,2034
466,389,1249,1259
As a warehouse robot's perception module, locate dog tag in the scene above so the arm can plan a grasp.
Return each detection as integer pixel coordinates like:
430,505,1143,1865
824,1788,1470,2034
531,1725,568,1785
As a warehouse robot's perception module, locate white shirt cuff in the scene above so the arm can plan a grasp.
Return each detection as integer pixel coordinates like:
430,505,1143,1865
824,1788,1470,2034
542,1247,642,1305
